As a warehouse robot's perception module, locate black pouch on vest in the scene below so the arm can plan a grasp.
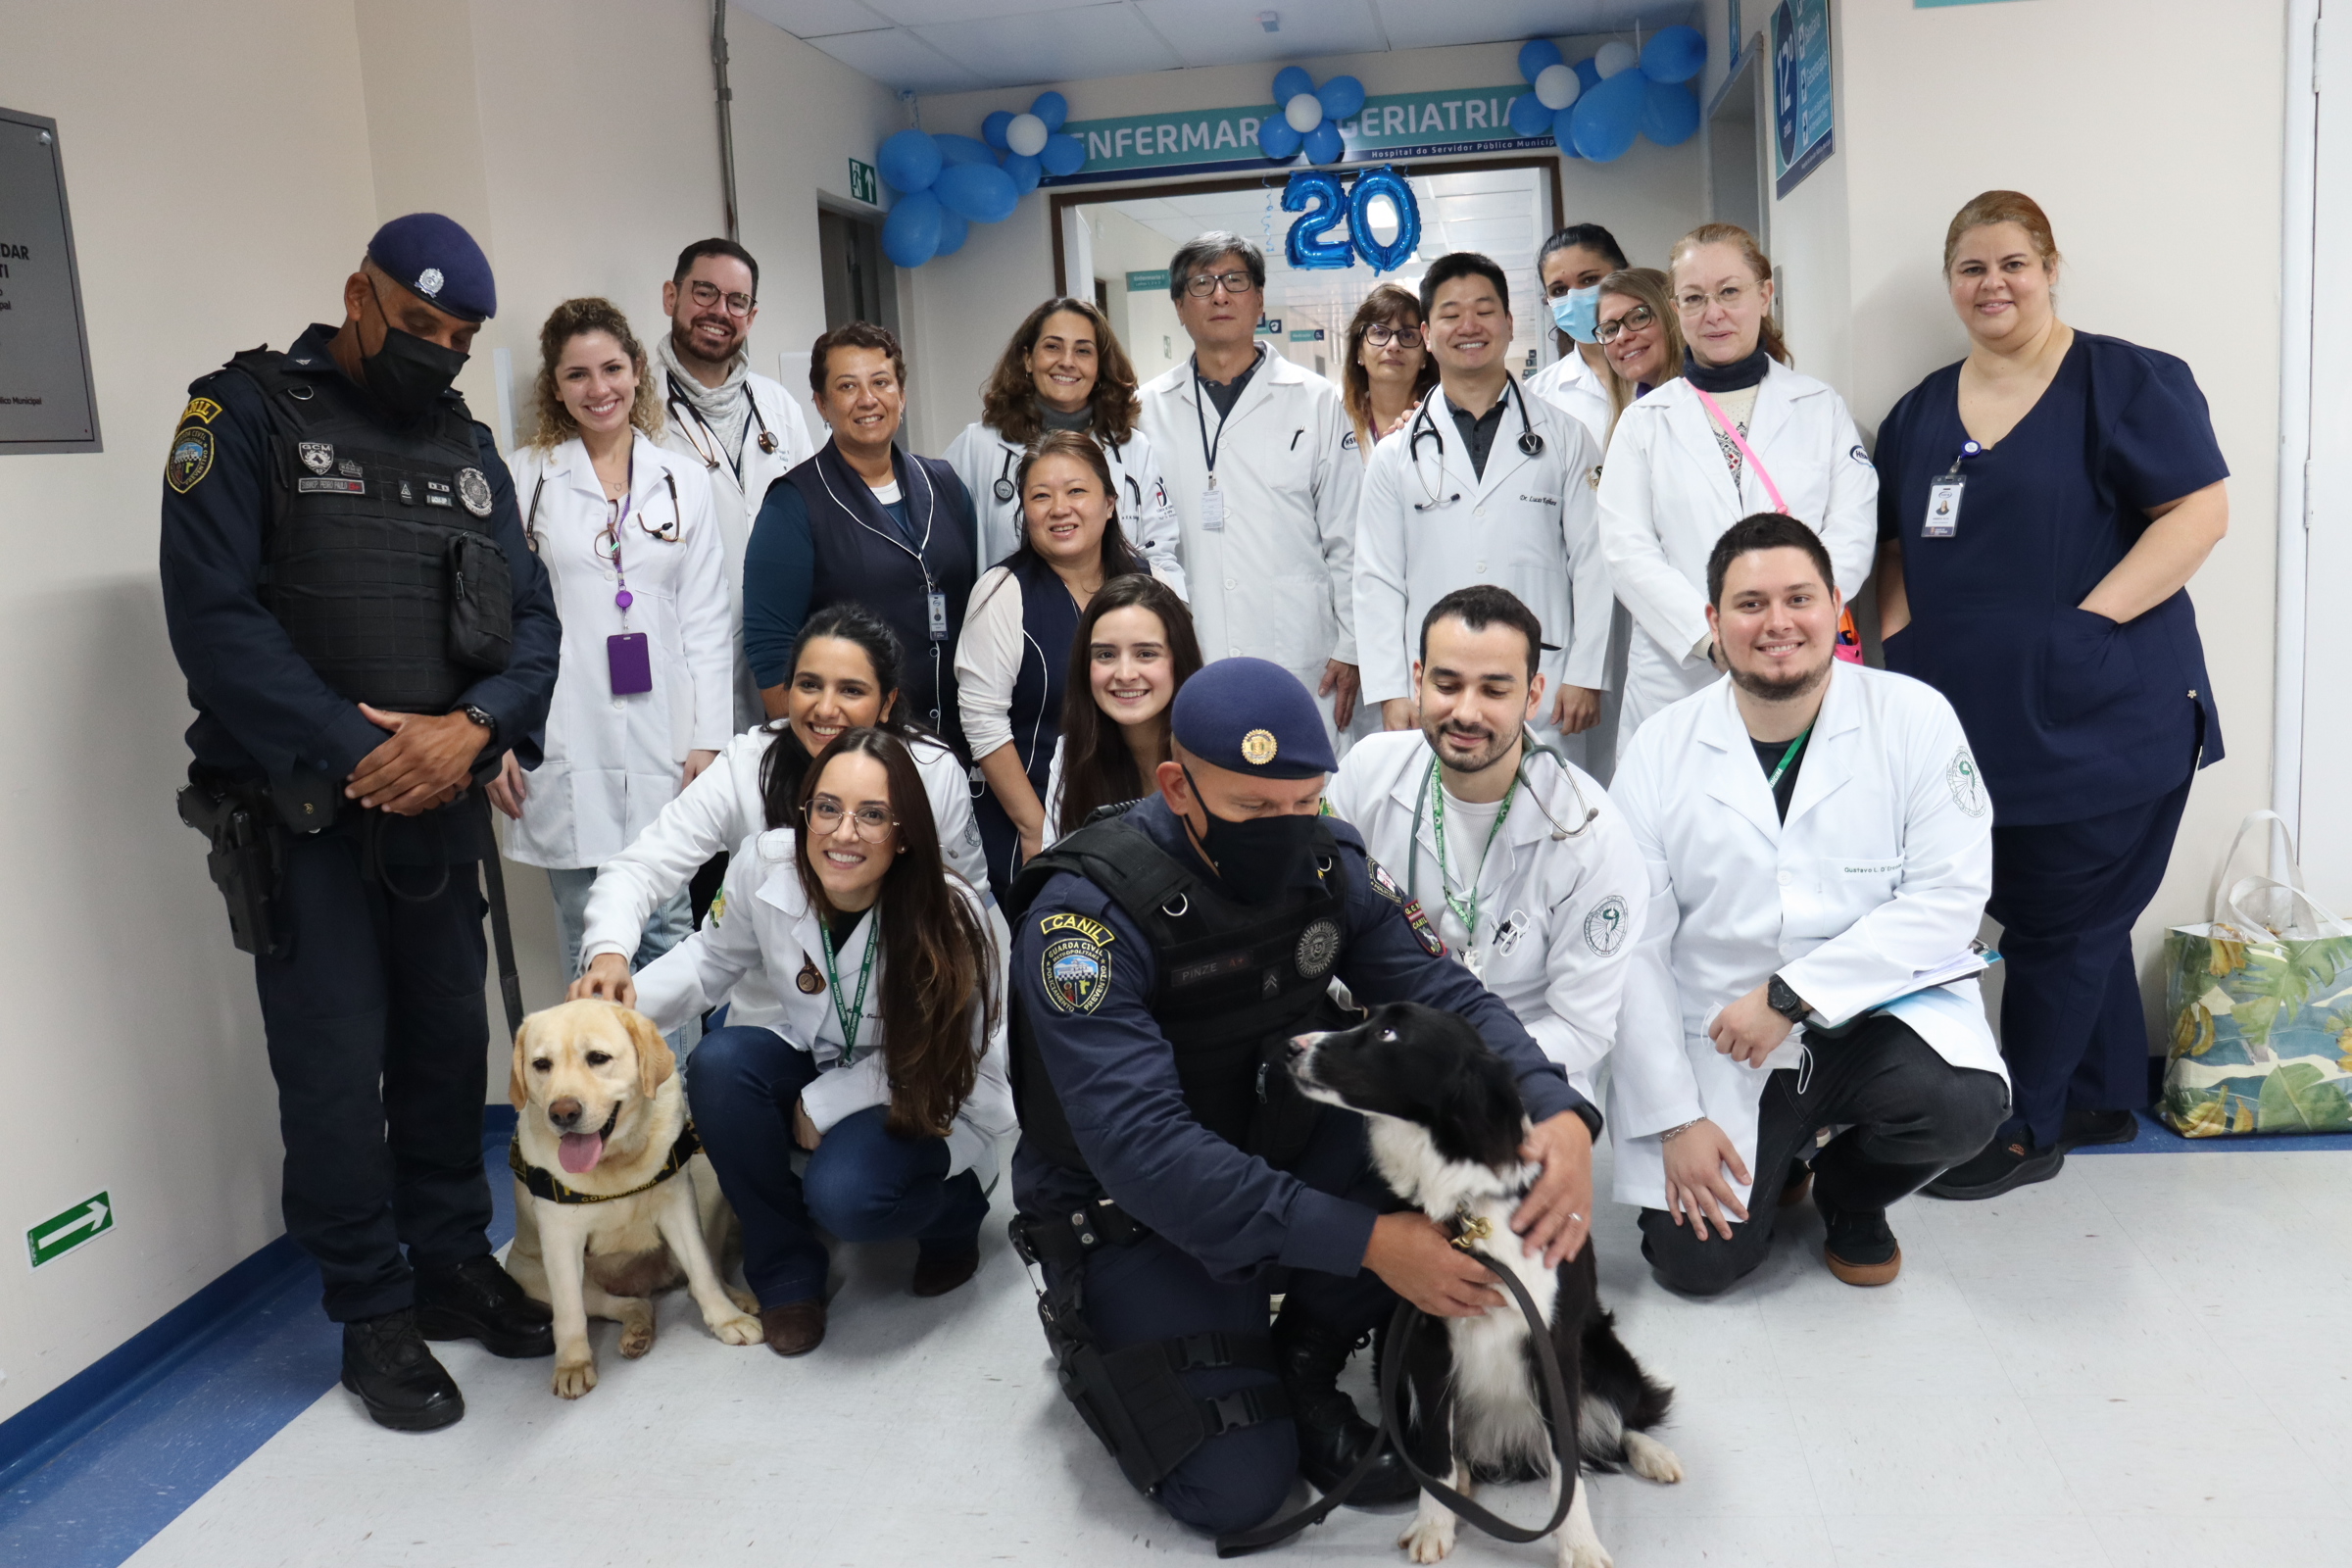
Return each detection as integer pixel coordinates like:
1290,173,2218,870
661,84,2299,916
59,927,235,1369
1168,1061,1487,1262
446,532,513,673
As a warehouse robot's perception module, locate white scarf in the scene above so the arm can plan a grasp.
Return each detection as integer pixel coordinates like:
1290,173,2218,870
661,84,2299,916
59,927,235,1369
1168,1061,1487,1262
655,330,753,471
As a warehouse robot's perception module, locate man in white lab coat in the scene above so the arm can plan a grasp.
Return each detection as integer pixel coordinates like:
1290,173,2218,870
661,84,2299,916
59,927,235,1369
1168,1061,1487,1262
1325,585,1642,1102
651,238,816,733
1610,514,2009,1295
1354,251,1611,763
1136,232,1363,745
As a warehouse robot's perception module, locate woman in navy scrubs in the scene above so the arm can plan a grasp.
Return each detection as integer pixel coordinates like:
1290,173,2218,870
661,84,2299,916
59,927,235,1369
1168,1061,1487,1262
1873,191,2230,1198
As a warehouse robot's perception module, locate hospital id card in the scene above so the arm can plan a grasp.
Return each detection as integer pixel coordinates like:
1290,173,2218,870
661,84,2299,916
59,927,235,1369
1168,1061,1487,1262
1200,478,1226,532
1923,477,1964,538
927,591,949,639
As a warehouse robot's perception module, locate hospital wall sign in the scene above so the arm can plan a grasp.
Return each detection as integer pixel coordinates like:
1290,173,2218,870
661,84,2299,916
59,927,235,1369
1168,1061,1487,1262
1046,85,1550,184
0,105,102,455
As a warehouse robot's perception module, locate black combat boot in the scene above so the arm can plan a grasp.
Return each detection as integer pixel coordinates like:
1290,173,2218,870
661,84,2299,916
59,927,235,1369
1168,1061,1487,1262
341,1307,465,1433
415,1253,555,1358
1272,1307,1417,1505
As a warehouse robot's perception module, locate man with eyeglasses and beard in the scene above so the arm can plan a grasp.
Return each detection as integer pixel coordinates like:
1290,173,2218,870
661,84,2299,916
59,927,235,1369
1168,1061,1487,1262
652,238,816,732
1608,514,2008,1298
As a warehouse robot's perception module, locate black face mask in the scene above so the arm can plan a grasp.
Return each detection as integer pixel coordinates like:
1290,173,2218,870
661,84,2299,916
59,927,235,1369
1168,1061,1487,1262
362,281,468,424
1185,769,1321,904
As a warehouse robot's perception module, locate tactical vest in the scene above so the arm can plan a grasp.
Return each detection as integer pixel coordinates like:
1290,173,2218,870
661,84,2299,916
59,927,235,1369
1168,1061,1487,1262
227,347,512,713
1006,812,1349,1174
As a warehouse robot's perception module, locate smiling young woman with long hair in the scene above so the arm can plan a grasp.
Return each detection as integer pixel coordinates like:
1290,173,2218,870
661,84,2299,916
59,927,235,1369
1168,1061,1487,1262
1043,573,1203,838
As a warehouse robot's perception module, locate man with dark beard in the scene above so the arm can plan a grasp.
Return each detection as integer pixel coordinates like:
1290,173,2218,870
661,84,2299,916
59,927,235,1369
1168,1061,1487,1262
1608,514,2010,1296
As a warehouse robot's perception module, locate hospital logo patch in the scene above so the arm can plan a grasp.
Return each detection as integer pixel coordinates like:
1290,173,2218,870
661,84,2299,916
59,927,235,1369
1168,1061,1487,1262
1584,895,1631,956
1295,918,1342,978
1946,747,1988,818
1042,934,1111,1013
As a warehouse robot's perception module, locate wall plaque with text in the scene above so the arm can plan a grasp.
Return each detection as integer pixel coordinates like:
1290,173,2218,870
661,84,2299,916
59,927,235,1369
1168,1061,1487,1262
0,106,101,455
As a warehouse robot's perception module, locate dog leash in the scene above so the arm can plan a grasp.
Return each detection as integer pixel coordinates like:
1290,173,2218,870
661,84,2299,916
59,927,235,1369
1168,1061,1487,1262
1214,1245,1578,1556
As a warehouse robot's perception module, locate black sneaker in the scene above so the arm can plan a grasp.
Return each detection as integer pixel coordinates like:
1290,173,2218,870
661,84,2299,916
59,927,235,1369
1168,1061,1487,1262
1924,1132,2065,1200
2059,1108,2140,1151
416,1254,555,1358
1817,1200,1902,1286
342,1308,465,1432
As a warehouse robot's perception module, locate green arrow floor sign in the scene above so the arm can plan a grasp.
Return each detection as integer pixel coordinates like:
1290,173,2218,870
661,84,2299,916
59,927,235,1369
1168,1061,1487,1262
27,1192,113,1267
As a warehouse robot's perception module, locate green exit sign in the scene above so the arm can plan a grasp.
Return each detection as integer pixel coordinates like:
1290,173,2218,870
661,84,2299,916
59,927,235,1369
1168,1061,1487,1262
27,1192,114,1267
848,158,878,205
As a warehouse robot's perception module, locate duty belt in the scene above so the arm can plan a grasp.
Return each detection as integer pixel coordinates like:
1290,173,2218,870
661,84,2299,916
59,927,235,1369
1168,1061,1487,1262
1009,1197,1152,1270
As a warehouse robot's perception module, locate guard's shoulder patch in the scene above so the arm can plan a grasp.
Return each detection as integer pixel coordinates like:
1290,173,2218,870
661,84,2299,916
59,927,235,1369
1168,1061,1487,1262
1400,897,1446,957
1039,910,1115,946
166,425,216,493
1365,857,1408,906
1040,927,1113,1014
178,396,223,427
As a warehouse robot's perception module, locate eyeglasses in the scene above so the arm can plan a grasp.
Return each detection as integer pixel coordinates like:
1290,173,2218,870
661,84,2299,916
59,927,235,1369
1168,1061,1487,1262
1363,323,1424,348
804,797,897,839
1676,282,1752,316
1183,270,1259,298
687,279,755,317
1595,304,1657,343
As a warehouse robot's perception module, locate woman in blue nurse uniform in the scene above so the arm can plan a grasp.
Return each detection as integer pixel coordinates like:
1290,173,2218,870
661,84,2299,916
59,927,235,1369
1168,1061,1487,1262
1873,191,2230,1198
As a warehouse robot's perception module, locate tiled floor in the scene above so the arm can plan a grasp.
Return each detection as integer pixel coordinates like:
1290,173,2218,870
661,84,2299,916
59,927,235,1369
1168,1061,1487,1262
95,1136,2352,1568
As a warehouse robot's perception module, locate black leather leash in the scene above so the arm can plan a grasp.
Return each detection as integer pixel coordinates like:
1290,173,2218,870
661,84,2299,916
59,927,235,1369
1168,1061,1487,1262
1215,1247,1577,1556
474,787,524,1039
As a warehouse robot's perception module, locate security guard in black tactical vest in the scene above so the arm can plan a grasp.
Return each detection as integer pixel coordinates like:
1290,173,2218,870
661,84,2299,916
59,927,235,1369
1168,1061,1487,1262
159,215,562,1433
1005,657,1602,1536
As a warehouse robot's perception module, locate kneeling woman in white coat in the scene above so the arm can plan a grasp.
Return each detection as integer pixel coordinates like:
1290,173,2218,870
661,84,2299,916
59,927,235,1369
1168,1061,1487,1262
1597,225,1877,757
494,298,733,980
570,601,985,1024
626,729,1013,1358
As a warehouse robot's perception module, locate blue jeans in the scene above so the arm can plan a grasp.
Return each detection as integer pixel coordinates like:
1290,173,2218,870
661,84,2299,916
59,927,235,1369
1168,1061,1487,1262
687,1024,989,1307
547,866,696,1054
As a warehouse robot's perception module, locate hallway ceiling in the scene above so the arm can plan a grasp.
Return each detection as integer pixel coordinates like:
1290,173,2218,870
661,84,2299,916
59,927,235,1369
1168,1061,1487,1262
738,0,1698,96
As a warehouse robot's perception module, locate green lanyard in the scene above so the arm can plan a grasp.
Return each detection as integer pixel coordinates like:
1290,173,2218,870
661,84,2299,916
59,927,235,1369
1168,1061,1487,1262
1426,757,1515,945
1764,726,1814,793
815,912,879,1065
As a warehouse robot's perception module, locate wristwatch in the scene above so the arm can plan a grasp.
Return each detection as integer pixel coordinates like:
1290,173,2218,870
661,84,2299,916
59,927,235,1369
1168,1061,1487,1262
460,704,498,744
1766,974,1812,1024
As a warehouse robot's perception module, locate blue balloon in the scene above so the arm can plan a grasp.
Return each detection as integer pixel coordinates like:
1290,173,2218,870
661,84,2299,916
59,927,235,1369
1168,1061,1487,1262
1282,172,1352,270
933,161,1018,223
1317,74,1366,122
1507,91,1553,138
1517,38,1563,82
934,209,970,258
877,128,942,194
1640,79,1701,147
1348,165,1419,274
1569,68,1644,162
1272,66,1316,104
982,110,1014,150
1574,57,1602,94
1551,108,1583,160
882,191,943,267
1029,91,1068,131
1040,132,1087,176
1258,115,1302,160
1302,121,1344,166
1641,24,1707,84
936,133,995,167
1003,151,1042,194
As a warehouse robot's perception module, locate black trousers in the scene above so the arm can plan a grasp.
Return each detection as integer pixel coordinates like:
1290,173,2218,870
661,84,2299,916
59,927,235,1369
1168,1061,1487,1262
253,829,493,1322
1640,1015,2007,1297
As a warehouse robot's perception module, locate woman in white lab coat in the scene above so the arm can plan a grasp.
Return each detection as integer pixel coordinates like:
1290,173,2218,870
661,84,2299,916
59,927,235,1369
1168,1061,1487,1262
1525,222,1628,448
492,298,732,979
568,601,987,1028
1596,224,1878,755
944,296,1185,594
628,729,1011,1355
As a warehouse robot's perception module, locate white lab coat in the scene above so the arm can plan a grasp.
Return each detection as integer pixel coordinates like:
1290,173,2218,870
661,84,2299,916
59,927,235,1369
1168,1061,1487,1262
631,828,1016,1183
1324,730,1644,1102
1527,349,1613,448
1605,663,2006,1211
943,419,1188,597
577,724,988,1031
1595,362,1878,753
653,367,815,732
502,433,733,869
1136,349,1362,736
1353,385,1612,753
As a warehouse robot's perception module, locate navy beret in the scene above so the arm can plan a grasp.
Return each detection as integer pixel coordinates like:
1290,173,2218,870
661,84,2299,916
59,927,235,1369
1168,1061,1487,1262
1171,657,1336,779
367,213,496,322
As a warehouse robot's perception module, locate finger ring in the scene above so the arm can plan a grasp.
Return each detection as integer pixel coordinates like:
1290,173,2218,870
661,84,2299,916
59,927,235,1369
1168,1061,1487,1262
1568,1212,1584,1223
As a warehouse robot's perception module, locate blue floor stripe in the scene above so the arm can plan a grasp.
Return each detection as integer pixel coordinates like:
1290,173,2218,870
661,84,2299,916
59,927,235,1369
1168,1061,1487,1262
2071,1107,2352,1153
0,1110,518,1568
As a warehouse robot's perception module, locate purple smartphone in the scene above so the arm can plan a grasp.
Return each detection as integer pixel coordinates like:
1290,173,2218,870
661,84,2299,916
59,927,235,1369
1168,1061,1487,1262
607,633,653,696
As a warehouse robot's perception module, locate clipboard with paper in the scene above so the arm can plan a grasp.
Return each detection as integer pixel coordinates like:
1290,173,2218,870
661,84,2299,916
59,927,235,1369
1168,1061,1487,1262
1803,940,2000,1040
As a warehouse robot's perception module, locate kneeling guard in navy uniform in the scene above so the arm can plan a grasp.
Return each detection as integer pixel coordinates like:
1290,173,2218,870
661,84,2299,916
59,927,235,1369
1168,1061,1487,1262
1005,657,1603,1536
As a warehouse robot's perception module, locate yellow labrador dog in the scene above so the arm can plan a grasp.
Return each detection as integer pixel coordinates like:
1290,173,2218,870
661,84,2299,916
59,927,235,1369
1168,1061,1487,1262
506,1000,762,1397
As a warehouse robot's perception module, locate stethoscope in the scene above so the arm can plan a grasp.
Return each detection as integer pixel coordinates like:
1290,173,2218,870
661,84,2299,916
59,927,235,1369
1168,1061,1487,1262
521,465,681,556
991,437,1146,516
813,448,950,731
1405,375,1546,512
1403,727,1601,906
665,370,778,481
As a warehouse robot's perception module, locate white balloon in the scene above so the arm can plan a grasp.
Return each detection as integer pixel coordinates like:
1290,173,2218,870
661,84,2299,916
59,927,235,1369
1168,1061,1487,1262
1285,92,1324,133
1595,40,1638,78
1534,63,1581,111
1005,112,1048,158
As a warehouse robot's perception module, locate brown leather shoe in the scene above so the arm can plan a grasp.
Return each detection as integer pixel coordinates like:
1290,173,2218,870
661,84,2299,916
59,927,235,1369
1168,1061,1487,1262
910,1249,980,1298
759,1299,825,1356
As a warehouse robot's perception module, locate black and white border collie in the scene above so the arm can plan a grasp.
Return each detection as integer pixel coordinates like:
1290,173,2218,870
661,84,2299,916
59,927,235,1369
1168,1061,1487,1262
1291,1002,1682,1567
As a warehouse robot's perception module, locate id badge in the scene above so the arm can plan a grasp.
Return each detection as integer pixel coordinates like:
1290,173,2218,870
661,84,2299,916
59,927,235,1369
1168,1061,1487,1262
927,591,949,639
1200,479,1226,532
1923,477,1964,538
608,632,653,695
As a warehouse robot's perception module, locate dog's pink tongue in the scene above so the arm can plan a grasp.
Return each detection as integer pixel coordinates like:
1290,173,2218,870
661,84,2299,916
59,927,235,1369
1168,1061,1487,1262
558,1132,605,1174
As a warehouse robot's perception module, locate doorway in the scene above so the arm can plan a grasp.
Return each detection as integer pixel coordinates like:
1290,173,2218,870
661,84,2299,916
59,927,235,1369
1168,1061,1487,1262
1707,36,1765,244
817,207,898,335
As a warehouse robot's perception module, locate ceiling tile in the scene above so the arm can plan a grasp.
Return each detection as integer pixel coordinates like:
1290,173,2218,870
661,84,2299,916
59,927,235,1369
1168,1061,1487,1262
735,0,894,38
1370,0,1685,54
1130,0,1386,72
809,27,990,91
866,0,1112,25
910,6,1181,95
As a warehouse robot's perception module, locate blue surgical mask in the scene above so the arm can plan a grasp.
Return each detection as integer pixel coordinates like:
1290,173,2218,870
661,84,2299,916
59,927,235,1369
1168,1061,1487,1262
1548,284,1602,345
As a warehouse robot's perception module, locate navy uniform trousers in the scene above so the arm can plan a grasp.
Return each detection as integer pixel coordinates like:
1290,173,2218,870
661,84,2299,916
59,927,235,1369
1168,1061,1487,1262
255,825,494,1323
